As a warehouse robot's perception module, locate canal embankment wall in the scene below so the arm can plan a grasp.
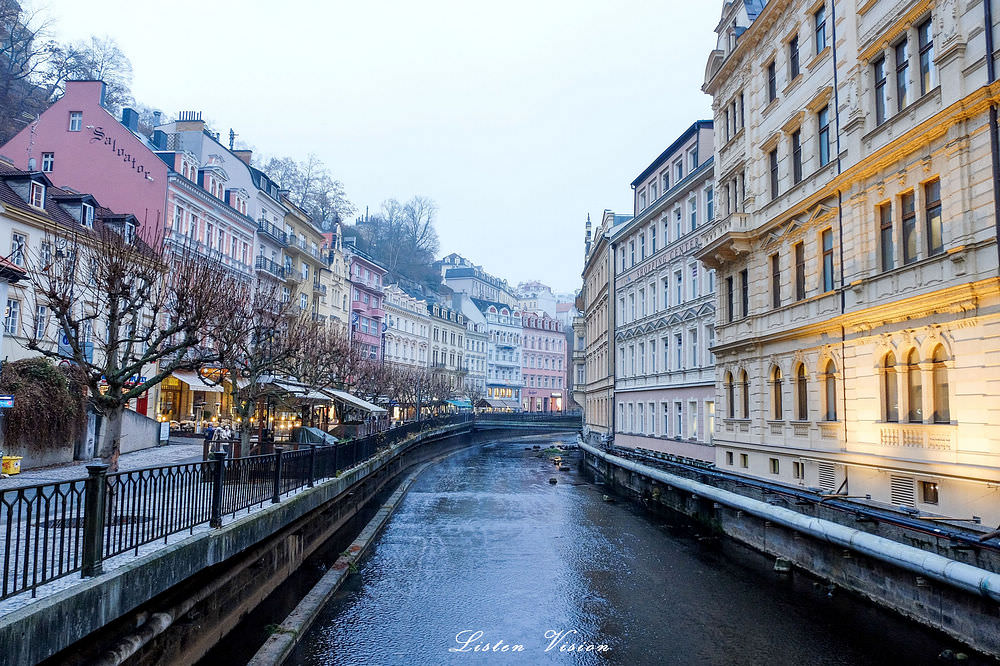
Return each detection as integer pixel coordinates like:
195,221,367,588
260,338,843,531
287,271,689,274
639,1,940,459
6,422,473,666
581,440,1000,659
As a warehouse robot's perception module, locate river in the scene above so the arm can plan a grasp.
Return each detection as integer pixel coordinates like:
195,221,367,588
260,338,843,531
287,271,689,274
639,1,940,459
289,433,987,665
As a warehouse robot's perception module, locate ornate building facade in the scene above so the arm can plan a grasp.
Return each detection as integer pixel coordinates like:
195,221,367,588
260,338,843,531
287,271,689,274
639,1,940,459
382,284,429,369
613,121,719,461
521,311,566,412
698,0,1000,522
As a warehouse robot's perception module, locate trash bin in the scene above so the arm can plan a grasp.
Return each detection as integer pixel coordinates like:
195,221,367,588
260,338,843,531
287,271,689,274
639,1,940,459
2,456,23,475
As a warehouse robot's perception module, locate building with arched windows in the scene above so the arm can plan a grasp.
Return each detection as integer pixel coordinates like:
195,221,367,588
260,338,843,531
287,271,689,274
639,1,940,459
697,0,1000,522
521,311,566,412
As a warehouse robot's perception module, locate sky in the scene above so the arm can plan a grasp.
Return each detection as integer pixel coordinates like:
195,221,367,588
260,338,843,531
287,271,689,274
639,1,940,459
47,0,718,294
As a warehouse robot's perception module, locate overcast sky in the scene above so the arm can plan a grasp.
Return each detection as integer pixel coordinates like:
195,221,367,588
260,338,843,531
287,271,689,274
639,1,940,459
49,1,717,294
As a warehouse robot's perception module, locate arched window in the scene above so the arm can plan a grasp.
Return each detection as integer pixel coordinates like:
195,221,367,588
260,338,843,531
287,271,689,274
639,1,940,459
823,360,837,421
795,364,808,421
931,345,950,423
883,352,898,422
906,349,922,423
739,369,749,418
771,366,783,420
725,371,735,418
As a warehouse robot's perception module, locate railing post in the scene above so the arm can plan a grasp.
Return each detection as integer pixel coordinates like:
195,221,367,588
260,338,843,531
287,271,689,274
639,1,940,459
308,445,316,488
272,446,284,504
82,464,108,578
210,451,227,528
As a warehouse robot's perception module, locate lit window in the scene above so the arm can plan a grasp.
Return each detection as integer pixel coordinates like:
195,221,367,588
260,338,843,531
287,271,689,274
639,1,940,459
919,480,939,505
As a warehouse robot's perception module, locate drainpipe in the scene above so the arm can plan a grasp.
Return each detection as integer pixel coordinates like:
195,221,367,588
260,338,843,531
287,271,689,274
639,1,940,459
986,0,1000,273
830,0,851,466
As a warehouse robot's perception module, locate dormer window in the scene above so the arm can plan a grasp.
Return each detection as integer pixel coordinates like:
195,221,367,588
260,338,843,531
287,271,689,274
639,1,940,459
82,203,94,228
29,182,45,208
124,221,137,244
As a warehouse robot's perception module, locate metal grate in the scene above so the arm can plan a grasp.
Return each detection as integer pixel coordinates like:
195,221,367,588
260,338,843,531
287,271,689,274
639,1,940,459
817,462,836,491
890,475,916,508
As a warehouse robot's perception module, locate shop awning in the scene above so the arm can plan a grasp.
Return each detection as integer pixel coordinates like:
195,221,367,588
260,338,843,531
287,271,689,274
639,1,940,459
172,371,225,393
446,399,472,409
326,389,387,414
484,398,519,410
270,381,331,402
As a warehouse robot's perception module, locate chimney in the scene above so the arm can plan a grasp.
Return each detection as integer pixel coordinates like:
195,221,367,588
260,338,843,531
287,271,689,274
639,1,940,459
121,107,139,132
152,110,162,126
175,110,205,132
152,130,168,150
233,149,253,165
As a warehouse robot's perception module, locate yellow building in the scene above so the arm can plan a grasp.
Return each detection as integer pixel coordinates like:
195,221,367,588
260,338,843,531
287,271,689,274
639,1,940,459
280,195,332,322
698,0,1000,523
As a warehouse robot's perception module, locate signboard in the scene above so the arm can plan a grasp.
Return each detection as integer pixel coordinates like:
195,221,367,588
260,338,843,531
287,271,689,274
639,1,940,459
0,395,13,409
159,421,170,442
57,332,93,363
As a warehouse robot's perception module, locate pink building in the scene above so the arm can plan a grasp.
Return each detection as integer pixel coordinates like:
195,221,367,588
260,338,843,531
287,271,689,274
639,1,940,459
0,81,169,235
346,248,386,360
521,312,566,412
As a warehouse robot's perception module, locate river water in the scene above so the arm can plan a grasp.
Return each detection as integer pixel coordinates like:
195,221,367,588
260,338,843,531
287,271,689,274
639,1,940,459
290,434,986,665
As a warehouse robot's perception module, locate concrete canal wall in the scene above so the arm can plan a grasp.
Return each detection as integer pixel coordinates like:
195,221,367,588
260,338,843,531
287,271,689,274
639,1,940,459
581,441,1000,659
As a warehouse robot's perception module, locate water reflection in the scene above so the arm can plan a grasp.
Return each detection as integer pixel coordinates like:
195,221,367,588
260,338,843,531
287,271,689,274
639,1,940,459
292,435,982,665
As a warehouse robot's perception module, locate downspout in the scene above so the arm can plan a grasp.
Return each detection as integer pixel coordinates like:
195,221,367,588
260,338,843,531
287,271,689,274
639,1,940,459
608,241,617,439
830,0,850,471
986,0,1000,273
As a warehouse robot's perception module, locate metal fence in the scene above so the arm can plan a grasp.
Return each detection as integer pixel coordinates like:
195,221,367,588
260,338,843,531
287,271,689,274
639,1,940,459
0,413,475,601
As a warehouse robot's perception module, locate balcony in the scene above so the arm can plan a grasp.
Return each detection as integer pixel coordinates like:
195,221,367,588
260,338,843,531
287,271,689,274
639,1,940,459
694,212,752,270
312,280,328,296
285,268,303,285
877,423,957,463
257,219,288,246
286,233,303,255
254,255,286,279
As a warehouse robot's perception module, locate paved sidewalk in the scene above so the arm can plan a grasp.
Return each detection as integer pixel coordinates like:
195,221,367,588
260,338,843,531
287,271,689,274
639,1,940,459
0,442,205,491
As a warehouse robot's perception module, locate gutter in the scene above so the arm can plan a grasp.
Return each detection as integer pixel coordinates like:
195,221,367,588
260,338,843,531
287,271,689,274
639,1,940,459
986,0,1000,274
580,440,1000,604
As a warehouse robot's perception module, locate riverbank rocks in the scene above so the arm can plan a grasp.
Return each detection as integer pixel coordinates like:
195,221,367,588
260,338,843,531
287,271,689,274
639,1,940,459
549,478,558,485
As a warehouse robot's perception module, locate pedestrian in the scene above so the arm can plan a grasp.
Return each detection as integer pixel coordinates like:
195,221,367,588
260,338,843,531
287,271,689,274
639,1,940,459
204,423,215,449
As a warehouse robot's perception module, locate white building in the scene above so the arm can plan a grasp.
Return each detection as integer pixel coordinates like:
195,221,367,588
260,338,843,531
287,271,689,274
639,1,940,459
382,284,429,369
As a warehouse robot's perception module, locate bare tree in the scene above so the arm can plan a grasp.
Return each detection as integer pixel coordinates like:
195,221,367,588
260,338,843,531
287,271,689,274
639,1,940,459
210,280,313,453
17,225,240,471
462,379,486,414
53,35,132,113
0,0,56,142
258,153,354,228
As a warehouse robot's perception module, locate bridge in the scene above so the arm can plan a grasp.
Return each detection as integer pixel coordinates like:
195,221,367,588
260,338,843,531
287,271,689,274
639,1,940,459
0,412,579,666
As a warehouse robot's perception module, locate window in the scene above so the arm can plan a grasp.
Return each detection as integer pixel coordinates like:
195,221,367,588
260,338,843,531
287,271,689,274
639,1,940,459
793,461,805,479
769,149,779,200
690,264,698,299
639,234,645,260
739,269,749,317
794,242,805,300
675,270,682,304
706,186,714,220
639,190,646,210
41,152,54,172
690,328,698,367
29,181,44,208
299,293,308,310
740,453,749,469
925,179,942,256
823,360,837,421
10,233,25,267
770,458,780,474
818,106,830,167
874,57,887,124
767,60,777,103
689,197,697,231
883,352,899,422
895,38,909,111
931,345,950,423
906,349,922,423
675,161,683,182
651,225,657,253
726,451,734,466
630,241,635,266
814,5,826,53
739,369,750,418
789,34,800,79
725,276,735,323
902,192,917,264
675,402,683,437
662,172,669,191
879,203,894,270
791,130,802,184
34,304,46,339
675,333,683,369
821,229,834,292
689,400,698,440
915,480,940,506
918,18,935,94
770,253,781,308
68,111,82,132
4,299,18,335
725,371,735,418
771,366,783,420
651,182,658,201
796,364,808,420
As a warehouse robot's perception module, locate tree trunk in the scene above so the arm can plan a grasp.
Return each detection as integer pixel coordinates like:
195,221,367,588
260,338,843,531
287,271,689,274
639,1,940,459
98,405,125,473
239,424,252,457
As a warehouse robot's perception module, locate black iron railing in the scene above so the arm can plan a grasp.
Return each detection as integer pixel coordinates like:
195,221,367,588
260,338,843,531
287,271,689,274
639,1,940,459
0,414,473,601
